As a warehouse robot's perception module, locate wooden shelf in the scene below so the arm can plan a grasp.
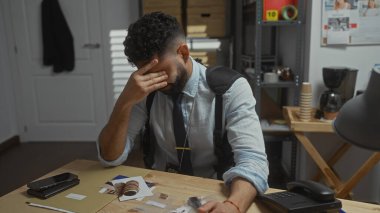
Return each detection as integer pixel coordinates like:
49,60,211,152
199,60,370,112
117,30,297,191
260,20,301,26
260,119,290,132
283,106,334,133
283,106,380,199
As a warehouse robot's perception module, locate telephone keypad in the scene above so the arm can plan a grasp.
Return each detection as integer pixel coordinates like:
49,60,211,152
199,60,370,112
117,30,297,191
267,192,296,200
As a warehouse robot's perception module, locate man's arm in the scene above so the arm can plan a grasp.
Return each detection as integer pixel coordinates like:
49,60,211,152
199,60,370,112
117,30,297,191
98,101,134,161
198,177,257,213
98,59,168,161
199,78,268,212
226,178,257,212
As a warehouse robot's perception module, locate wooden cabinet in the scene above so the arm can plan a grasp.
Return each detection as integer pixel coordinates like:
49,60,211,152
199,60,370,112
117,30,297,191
187,7,225,38
141,0,230,67
142,0,182,24
142,0,227,38
190,51,217,67
187,0,226,38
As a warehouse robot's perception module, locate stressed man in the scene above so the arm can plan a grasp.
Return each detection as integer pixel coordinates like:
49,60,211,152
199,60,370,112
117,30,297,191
98,12,268,213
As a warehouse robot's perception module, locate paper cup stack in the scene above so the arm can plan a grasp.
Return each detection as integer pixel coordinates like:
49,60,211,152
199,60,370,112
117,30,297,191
299,82,312,121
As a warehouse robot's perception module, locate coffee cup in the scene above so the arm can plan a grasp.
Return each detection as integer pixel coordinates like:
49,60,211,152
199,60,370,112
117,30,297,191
263,72,279,83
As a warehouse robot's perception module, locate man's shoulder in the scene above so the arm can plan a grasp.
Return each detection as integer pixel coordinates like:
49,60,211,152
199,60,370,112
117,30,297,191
205,66,246,95
193,62,249,98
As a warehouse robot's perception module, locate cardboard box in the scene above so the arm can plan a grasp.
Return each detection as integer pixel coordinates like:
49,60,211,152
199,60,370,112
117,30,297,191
143,0,226,37
143,0,182,24
187,0,225,7
143,7,182,24
143,0,180,8
187,7,225,38
191,51,217,67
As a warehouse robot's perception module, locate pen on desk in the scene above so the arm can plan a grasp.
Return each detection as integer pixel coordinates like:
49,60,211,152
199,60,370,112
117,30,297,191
26,202,75,213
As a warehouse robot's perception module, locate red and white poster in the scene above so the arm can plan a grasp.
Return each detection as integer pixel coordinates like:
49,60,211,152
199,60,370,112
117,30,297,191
322,0,380,45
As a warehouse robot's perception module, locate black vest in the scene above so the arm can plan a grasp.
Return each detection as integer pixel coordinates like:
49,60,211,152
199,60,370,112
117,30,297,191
142,66,243,180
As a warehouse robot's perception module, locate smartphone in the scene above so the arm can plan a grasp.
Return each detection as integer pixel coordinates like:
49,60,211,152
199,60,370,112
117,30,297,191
27,178,80,199
27,172,78,191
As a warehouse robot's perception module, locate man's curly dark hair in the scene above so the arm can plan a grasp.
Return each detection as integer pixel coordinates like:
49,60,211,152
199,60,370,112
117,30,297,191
123,12,184,65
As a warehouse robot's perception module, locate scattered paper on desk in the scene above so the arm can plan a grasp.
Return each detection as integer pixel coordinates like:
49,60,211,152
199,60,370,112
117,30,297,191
99,174,155,195
136,186,156,201
170,206,191,213
24,163,152,213
145,200,166,208
170,196,207,213
99,175,128,194
65,193,87,200
112,176,153,202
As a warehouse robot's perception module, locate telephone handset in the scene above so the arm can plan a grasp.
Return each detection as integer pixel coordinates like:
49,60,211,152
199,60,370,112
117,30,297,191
287,180,335,202
257,180,342,213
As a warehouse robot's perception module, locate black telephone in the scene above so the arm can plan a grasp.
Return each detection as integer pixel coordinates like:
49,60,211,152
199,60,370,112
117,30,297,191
257,180,342,213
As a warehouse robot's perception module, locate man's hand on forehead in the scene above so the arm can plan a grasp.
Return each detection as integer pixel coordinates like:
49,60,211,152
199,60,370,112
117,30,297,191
118,58,168,105
136,59,158,74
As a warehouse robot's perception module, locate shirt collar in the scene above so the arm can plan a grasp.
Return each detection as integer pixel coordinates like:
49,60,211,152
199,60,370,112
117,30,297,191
182,57,199,98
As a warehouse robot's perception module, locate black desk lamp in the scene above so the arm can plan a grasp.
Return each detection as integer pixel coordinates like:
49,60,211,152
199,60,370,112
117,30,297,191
333,67,380,151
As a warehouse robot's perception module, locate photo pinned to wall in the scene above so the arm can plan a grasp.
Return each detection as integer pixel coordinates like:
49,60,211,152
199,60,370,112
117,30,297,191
322,0,380,45
327,14,351,44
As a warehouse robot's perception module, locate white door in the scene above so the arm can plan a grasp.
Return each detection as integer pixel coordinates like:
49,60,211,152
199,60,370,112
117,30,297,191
10,0,107,141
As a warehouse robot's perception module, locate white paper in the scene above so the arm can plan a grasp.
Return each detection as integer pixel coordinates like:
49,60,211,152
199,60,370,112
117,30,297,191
327,30,350,44
170,206,191,213
145,200,166,208
65,193,87,201
111,176,153,202
98,187,107,193
136,186,156,201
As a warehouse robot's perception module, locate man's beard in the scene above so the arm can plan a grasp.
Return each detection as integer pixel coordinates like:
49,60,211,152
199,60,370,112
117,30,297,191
161,62,189,95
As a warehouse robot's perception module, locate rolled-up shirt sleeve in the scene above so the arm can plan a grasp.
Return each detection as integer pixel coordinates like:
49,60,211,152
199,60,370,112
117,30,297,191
97,98,148,167
222,78,269,194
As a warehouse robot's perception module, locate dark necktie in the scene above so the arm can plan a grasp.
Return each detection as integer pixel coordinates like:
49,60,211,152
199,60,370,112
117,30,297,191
172,93,193,175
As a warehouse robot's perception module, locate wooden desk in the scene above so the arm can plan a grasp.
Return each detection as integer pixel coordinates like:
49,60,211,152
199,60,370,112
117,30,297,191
1,159,379,213
284,106,380,199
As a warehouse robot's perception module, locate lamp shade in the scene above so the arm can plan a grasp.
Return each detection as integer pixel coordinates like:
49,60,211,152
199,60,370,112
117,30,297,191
333,68,380,151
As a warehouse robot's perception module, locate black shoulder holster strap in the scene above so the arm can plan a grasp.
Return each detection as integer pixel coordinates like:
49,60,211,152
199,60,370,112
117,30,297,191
142,91,156,169
206,66,243,179
142,66,243,179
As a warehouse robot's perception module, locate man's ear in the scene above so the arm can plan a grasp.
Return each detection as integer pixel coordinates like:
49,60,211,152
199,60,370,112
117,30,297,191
177,44,190,62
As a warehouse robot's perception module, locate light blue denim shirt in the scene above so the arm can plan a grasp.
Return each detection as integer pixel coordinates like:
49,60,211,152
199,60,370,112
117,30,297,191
97,58,269,193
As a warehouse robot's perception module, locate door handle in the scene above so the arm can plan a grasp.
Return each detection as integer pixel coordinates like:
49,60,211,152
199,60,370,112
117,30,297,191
82,43,100,49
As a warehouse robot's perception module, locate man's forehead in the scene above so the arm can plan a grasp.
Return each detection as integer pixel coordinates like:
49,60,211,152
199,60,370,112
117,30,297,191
136,56,170,72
